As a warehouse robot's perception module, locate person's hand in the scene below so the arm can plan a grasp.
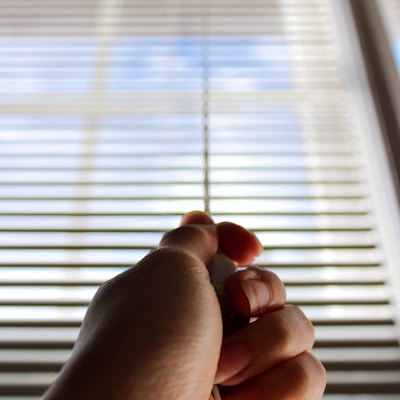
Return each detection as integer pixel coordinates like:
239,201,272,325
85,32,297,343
43,211,326,399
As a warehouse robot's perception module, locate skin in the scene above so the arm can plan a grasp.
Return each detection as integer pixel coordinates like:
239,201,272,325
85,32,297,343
43,211,326,400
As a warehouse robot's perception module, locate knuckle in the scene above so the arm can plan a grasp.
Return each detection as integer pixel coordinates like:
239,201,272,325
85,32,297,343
159,225,217,262
255,352,326,400
273,317,294,354
94,274,121,299
143,247,202,274
268,305,315,355
291,353,327,398
161,224,209,245
286,305,315,343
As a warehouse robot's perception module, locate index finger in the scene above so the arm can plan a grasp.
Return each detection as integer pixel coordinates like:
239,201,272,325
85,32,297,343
217,222,262,265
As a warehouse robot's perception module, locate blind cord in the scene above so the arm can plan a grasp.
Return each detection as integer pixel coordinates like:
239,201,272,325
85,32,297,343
202,1,210,214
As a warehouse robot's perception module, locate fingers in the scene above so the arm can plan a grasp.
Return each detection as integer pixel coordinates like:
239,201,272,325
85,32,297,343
167,212,326,399
225,267,286,317
214,305,315,386
161,211,262,267
217,222,262,265
222,352,327,400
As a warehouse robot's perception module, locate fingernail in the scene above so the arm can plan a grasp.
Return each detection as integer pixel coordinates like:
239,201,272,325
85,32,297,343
181,211,214,226
214,342,251,384
240,279,271,314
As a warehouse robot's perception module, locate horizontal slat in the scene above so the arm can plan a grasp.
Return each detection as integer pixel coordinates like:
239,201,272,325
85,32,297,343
211,198,370,214
326,371,400,394
0,142,203,154
0,0,326,7
0,183,365,200
0,4,327,12
1,348,398,374
0,306,86,326
0,112,346,128
303,305,396,325
0,199,205,214
315,347,400,366
0,304,395,327
324,396,400,400
286,285,390,305
0,131,351,141
0,8,327,18
0,384,398,399
0,326,386,350
211,156,361,168
0,325,398,349
0,350,69,368
257,249,381,267
0,91,347,104
210,141,356,154
0,157,204,169
0,199,370,215
0,156,361,169
314,325,400,346
0,327,78,348
0,113,345,127
2,80,344,93
258,231,377,248
0,94,204,114
0,215,182,231
272,266,385,285
0,266,387,286
0,32,333,40
0,267,122,286
0,285,390,307
0,249,149,265
0,349,70,374
0,59,339,71
0,214,375,231
0,287,96,306
0,67,340,77
0,231,377,249
0,184,203,199
0,142,354,156
0,397,42,400
1,19,321,26
0,248,382,266
215,214,375,230
0,372,54,396
0,122,348,133
0,102,349,116
1,349,399,372
210,169,363,183
1,167,362,179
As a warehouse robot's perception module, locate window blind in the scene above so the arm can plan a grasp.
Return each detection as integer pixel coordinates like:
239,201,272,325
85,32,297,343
0,0,400,398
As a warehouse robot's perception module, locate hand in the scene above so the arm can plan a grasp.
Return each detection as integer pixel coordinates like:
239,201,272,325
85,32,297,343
43,211,326,399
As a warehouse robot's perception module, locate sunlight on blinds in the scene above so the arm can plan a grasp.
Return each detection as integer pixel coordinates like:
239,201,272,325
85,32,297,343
0,0,400,398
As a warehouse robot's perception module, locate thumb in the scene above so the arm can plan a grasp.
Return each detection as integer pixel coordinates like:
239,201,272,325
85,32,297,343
47,223,223,400
131,223,223,398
